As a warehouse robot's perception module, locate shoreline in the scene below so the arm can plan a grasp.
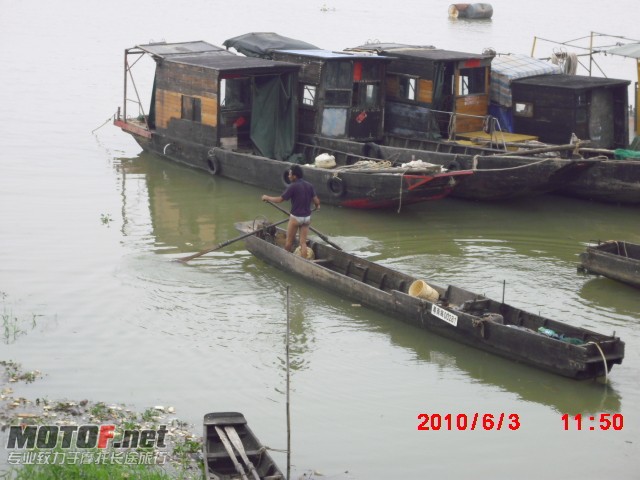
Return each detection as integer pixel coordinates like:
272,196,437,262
0,360,203,478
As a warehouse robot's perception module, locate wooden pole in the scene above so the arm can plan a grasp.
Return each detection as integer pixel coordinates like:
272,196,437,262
175,218,288,262
286,285,291,480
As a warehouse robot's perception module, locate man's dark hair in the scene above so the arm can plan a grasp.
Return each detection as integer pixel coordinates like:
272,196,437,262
290,165,304,179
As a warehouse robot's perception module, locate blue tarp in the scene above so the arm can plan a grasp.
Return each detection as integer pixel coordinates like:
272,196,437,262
490,54,562,107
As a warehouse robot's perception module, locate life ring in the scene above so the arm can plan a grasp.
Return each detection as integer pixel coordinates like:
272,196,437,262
207,149,220,175
327,175,345,197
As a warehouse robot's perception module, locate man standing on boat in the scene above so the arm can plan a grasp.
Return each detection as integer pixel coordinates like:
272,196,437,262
262,165,320,259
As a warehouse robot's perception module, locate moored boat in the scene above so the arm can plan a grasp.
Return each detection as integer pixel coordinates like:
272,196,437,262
579,241,640,288
203,412,284,480
300,134,599,201
236,220,625,379
113,41,471,209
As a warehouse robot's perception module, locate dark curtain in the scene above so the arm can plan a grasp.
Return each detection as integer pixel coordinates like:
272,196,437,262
250,74,296,160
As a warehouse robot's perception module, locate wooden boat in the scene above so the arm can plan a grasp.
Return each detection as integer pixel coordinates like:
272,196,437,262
236,220,625,379
114,41,471,209
203,412,284,480
579,241,640,288
299,134,599,201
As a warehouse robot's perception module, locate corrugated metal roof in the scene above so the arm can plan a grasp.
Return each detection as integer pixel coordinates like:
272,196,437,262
276,49,386,60
608,42,640,59
513,74,630,89
136,41,226,57
165,52,300,73
346,43,491,62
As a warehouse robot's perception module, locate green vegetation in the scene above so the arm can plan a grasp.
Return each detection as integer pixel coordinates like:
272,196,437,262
3,457,175,479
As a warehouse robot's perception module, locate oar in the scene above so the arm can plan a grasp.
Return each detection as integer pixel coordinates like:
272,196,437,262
214,426,249,480
175,218,289,263
224,426,261,480
265,200,343,251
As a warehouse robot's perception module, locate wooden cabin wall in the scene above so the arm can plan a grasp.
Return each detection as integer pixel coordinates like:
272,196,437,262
453,95,487,132
611,86,630,148
154,62,219,146
512,83,629,148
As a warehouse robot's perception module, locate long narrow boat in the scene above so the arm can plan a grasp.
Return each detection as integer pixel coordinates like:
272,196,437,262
114,41,471,209
579,240,640,288
203,412,284,480
299,134,599,201
378,134,640,204
236,220,624,379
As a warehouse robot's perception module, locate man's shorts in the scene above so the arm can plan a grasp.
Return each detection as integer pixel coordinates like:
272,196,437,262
290,214,311,225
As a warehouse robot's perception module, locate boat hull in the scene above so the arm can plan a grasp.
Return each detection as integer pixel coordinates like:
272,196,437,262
299,134,597,201
557,160,640,204
579,241,640,288
240,223,624,379
117,122,468,209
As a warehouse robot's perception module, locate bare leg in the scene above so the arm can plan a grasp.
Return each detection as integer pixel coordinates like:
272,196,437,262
299,224,310,258
285,217,300,252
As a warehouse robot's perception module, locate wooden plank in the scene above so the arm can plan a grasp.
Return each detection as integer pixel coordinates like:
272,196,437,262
417,79,433,103
214,426,249,480
224,426,261,480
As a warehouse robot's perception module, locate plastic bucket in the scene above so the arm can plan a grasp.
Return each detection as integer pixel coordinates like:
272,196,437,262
408,280,439,302
294,245,315,260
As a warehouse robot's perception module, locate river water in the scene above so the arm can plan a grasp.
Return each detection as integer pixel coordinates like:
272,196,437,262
1,0,639,478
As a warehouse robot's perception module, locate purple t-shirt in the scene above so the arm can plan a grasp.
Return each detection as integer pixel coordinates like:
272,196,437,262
281,179,316,217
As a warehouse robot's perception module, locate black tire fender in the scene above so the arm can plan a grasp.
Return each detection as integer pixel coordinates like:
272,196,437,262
446,159,461,171
207,149,220,175
282,168,292,186
327,175,345,197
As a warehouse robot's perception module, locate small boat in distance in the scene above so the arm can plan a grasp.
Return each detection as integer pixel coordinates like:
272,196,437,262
579,241,640,289
236,220,625,380
203,412,284,480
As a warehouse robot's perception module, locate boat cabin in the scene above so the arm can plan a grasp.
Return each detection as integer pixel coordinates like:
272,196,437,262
118,41,300,160
346,44,494,140
224,33,390,141
510,74,630,148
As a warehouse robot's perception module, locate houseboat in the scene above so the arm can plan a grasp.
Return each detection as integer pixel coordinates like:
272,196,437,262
113,41,471,209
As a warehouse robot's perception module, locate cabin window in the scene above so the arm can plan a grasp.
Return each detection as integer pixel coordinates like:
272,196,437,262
325,61,353,89
326,89,352,106
399,77,417,101
514,102,534,117
181,96,202,122
360,62,380,81
302,84,316,106
219,78,250,110
457,68,486,96
353,83,379,108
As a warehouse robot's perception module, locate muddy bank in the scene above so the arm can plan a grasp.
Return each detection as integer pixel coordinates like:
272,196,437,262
0,360,203,478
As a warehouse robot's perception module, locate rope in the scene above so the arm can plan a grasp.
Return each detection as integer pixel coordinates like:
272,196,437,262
472,318,488,339
334,160,393,170
397,169,409,214
472,156,558,172
586,341,608,383
261,445,288,454
91,115,114,134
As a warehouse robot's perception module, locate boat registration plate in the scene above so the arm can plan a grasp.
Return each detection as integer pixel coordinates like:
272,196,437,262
431,304,458,327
